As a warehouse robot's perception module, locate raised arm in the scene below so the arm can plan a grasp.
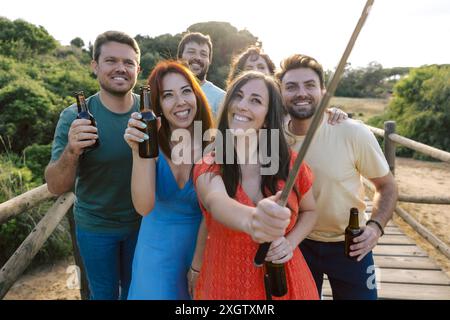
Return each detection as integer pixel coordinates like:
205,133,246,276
45,118,98,195
266,188,317,264
124,112,157,216
195,172,291,243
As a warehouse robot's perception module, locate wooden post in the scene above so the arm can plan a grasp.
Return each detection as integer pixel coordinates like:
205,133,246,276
384,121,396,175
0,192,75,299
67,206,90,300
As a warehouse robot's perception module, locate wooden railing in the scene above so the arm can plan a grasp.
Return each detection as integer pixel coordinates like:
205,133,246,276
365,121,450,259
0,120,449,299
0,186,89,300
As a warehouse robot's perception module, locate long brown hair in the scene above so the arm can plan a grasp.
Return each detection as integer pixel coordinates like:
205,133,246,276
147,60,214,158
216,71,296,201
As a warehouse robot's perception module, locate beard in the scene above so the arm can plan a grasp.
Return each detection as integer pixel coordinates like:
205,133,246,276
287,103,317,120
189,59,209,82
98,79,135,97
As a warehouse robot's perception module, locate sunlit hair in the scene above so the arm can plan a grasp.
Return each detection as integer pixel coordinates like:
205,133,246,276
93,30,140,63
226,46,276,87
276,53,325,89
215,71,297,201
177,32,213,61
147,60,214,158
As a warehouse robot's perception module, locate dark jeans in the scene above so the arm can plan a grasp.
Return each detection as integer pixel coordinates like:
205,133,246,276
76,226,138,300
299,238,378,300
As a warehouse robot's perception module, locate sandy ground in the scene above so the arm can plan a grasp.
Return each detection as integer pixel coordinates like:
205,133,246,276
3,157,449,300
394,157,450,277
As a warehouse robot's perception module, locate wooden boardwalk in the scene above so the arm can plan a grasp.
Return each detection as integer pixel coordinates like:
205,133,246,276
322,202,450,300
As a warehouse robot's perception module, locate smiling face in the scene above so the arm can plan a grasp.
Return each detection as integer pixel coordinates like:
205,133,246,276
227,78,269,133
159,72,197,130
181,41,210,82
91,41,140,96
281,67,324,119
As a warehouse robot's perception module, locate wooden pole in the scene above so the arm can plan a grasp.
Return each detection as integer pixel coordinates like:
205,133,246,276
395,205,450,259
366,125,384,137
384,121,396,175
398,194,450,205
66,207,90,300
389,133,450,163
0,184,56,225
0,192,75,299
367,124,450,163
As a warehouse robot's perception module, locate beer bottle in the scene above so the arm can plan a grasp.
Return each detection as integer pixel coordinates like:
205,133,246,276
345,207,363,260
138,86,158,158
75,91,99,150
265,261,287,297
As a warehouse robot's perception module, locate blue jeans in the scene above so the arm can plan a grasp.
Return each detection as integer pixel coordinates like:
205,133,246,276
76,226,139,300
299,239,378,300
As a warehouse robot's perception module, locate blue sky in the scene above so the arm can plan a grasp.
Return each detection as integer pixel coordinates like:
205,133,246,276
2,0,449,70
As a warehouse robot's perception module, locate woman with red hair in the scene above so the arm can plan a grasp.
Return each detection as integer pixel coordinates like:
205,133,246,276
124,60,214,299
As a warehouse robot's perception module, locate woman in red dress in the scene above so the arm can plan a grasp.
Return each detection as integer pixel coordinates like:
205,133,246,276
190,71,319,300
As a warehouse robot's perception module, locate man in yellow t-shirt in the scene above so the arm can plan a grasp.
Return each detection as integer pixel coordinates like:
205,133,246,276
277,54,397,300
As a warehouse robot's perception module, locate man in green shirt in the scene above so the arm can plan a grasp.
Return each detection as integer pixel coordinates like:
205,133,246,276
45,31,142,300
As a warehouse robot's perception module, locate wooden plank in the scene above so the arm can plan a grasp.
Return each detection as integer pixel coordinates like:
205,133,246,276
377,268,450,285
322,280,450,300
323,268,449,285
373,245,428,257
383,229,404,235
373,256,441,270
378,234,415,245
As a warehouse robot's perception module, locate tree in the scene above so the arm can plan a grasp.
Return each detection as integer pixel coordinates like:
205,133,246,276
334,62,409,98
70,37,85,48
0,78,60,153
0,17,58,58
368,65,450,158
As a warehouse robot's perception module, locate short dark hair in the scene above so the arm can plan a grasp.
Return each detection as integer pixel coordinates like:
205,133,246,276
226,46,276,87
93,31,140,63
276,54,325,89
177,32,213,61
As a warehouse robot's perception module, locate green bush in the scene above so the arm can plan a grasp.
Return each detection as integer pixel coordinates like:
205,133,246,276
0,78,61,154
368,65,450,159
23,144,52,185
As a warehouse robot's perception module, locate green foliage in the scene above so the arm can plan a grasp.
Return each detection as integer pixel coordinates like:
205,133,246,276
0,17,58,59
23,144,52,185
70,37,85,48
0,78,60,153
335,62,410,98
368,65,450,159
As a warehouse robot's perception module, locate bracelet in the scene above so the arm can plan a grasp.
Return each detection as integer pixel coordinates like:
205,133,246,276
366,219,384,237
190,266,200,273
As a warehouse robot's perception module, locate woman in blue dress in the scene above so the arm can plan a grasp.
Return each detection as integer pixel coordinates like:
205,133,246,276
124,60,214,299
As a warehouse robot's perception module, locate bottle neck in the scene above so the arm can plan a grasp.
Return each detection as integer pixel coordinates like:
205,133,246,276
140,90,151,112
76,95,88,113
348,212,360,229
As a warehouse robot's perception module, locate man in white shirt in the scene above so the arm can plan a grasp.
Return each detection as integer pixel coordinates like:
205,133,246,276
177,32,225,118
277,53,398,300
